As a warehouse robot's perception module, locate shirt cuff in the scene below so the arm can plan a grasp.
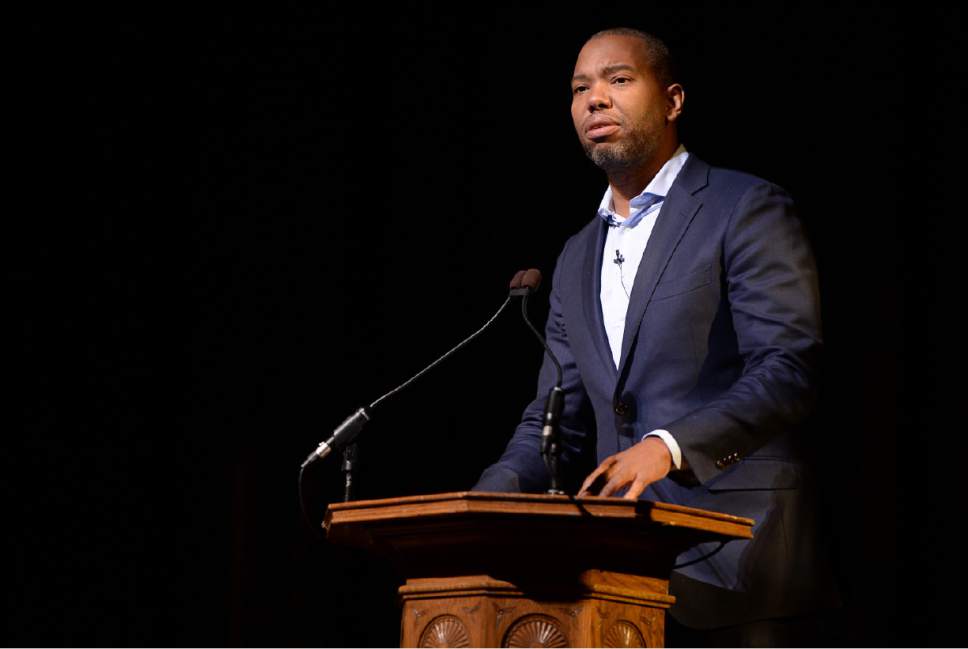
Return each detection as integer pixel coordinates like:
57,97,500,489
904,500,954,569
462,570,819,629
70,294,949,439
642,429,682,470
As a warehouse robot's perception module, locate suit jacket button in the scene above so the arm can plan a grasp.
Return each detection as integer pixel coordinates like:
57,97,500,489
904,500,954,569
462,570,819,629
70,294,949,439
716,458,726,469
614,401,629,416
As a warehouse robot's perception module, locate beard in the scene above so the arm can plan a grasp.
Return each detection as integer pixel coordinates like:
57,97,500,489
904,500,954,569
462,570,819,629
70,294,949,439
582,116,663,173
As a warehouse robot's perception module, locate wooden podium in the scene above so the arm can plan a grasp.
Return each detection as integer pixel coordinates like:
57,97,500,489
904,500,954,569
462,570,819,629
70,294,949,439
324,491,752,647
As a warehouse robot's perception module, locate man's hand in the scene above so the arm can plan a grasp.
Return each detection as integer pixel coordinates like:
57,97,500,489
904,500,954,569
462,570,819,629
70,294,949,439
578,437,673,500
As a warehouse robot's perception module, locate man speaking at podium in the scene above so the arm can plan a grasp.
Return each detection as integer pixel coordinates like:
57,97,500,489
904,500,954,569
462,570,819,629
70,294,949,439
473,27,839,645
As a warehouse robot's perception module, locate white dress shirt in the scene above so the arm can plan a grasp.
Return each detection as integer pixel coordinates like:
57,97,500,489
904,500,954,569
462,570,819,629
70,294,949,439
597,144,689,470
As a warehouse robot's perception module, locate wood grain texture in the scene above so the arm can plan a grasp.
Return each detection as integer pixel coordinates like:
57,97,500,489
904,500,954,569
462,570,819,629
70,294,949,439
325,491,752,533
324,491,752,647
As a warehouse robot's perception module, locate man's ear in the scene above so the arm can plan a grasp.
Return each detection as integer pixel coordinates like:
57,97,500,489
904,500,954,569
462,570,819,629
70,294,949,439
665,83,685,123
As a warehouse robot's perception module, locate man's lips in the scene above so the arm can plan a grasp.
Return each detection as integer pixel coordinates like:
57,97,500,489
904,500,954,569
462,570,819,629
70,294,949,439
587,124,620,139
585,118,620,139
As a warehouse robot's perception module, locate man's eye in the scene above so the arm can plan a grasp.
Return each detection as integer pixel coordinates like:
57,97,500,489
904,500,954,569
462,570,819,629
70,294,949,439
573,86,587,94
613,77,630,85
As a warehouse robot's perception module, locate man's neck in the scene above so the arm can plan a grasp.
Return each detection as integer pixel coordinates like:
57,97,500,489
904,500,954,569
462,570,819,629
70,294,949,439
607,140,679,218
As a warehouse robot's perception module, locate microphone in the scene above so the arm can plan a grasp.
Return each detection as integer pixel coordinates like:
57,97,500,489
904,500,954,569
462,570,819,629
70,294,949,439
301,272,535,471
514,268,567,494
514,268,562,387
509,268,542,296
301,407,370,468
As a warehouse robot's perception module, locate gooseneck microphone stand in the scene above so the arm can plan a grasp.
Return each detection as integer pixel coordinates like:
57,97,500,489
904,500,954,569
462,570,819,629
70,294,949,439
341,443,359,503
512,269,566,495
300,269,547,520
298,295,511,506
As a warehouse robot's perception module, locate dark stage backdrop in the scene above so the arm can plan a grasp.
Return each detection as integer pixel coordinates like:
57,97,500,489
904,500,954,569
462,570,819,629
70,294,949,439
12,5,963,646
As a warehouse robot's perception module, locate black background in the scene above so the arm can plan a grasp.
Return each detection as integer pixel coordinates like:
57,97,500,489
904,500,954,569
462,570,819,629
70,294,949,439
12,4,965,646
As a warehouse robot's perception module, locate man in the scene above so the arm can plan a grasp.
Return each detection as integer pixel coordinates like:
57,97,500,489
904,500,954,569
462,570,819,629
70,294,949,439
473,27,840,645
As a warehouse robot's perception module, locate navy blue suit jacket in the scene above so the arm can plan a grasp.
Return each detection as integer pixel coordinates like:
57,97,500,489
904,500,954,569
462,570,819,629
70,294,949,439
474,153,837,626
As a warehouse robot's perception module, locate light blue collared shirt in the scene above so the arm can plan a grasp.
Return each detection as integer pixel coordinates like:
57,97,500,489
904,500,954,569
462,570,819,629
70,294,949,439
597,143,689,469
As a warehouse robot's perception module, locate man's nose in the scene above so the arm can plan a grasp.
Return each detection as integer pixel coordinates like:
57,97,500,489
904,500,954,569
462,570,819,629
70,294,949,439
586,81,611,110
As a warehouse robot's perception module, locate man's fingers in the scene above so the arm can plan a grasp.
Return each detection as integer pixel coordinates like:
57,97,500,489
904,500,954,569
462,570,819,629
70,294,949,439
578,469,606,496
598,472,628,498
579,456,616,496
582,445,661,499
578,469,602,496
624,477,648,501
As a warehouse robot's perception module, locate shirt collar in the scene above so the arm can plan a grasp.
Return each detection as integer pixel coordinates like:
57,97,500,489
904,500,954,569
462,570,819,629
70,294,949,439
597,143,690,228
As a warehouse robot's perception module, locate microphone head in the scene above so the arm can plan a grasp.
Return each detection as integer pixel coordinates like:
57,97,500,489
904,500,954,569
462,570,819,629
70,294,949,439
509,268,542,296
522,268,542,292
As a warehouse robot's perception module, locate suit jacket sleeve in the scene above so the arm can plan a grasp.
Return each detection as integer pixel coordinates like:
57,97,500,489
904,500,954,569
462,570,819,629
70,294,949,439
472,238,595,493
666,181,823,484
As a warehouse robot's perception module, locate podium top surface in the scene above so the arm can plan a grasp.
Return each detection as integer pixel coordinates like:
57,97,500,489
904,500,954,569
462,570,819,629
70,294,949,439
324,490,753,542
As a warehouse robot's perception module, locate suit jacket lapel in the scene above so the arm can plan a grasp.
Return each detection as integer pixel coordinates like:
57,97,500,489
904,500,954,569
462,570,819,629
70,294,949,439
581,216,618,378
617,155,710,376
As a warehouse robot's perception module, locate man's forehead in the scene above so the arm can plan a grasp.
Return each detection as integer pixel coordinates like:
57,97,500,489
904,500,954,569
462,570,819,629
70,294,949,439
572,36,649,76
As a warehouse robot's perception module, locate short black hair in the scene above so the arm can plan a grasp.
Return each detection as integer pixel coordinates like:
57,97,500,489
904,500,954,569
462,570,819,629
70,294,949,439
585,27,677,88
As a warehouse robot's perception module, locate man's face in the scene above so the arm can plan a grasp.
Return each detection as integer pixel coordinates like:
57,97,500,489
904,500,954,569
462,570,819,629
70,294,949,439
570,35,676,172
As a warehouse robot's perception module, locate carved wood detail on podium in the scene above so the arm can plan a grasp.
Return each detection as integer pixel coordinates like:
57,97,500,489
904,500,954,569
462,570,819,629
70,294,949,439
399,573,670,647
604,620,646,648
417,615,469,648
324,491,753,647
503,614,568,647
